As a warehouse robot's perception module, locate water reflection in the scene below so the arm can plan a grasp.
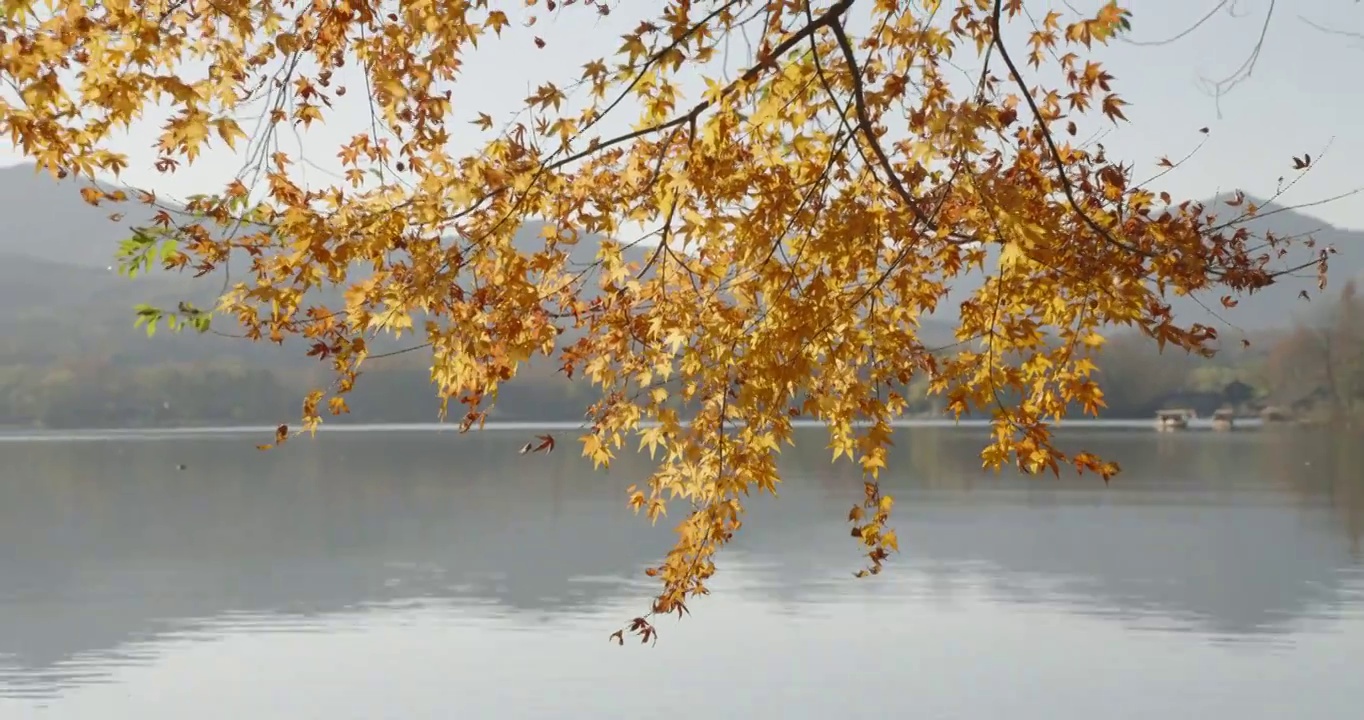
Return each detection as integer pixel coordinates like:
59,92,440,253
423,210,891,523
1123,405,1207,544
0,426,1361,704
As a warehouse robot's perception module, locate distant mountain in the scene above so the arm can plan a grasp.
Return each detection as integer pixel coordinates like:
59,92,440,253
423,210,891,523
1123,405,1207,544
0,162,1356,370
0,163,665,366
0,165,146,268
0,163,661,270
918,194,1364,334
1166,194,1364,331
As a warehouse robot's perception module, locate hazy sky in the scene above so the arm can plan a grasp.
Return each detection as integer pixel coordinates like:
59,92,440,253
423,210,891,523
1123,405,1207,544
2,0,1361,228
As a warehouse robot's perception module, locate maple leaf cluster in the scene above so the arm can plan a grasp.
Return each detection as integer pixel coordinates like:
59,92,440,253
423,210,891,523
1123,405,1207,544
0,0,1328,638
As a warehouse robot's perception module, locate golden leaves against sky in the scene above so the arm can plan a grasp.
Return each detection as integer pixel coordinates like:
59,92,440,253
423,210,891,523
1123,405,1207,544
0,0,1327,638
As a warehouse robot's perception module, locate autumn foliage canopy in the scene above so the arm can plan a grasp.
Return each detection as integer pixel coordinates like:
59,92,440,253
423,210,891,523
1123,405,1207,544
0,0,1327,637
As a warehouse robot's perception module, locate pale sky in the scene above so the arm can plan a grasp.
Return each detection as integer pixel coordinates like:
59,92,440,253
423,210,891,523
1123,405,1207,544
3,0,1361,229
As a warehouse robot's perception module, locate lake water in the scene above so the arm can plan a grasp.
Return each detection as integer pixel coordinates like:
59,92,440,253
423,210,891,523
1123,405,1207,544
1,424,1361,718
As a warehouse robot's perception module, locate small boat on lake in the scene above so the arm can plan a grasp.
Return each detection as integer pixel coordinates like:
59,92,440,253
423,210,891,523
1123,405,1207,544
1211,408,1236,432
1155,408,1194,432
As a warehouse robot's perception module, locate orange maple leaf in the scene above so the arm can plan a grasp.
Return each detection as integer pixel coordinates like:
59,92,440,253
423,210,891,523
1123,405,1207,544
519,434,556,454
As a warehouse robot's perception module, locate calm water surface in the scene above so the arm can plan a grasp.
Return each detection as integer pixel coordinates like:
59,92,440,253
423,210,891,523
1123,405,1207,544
0,425,1361,718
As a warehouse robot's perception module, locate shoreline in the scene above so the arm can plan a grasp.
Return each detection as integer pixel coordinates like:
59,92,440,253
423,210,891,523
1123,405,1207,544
0,416,1276,441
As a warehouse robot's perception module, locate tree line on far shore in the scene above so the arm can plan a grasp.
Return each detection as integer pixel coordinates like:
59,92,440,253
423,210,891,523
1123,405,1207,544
2,280,1360,430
